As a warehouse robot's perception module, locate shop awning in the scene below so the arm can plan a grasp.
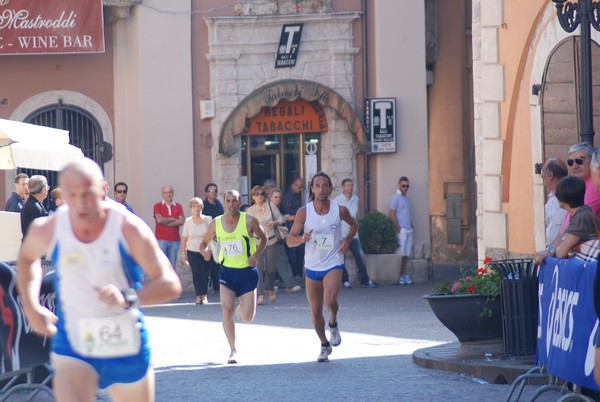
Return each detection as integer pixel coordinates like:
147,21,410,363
0,118,84,170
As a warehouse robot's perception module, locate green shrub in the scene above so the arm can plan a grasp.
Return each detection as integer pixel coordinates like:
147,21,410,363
358,211,399,254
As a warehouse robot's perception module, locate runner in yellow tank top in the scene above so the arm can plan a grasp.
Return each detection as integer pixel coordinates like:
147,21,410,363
214,211,256,268
200,189,267,364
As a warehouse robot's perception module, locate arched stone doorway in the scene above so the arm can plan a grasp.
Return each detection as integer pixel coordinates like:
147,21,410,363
218,79,367,202
219,79,368,156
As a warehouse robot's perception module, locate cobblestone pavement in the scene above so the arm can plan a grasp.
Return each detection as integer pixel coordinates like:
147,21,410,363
6,282,566,401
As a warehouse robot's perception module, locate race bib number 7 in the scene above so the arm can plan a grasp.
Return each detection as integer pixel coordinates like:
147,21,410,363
310,234,334,250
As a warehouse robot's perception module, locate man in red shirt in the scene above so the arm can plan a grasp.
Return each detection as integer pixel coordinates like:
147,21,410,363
154,185,184,269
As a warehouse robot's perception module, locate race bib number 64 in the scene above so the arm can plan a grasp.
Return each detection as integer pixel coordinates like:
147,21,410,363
77,311,141,358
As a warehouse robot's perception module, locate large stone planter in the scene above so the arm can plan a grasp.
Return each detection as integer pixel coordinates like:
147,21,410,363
423,293,504,357
365,254,402,284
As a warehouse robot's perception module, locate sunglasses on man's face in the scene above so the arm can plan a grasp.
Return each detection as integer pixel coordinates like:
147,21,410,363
116,190,127,194
567,157,585,167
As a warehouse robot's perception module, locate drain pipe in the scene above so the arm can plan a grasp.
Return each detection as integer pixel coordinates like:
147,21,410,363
362,0,371,213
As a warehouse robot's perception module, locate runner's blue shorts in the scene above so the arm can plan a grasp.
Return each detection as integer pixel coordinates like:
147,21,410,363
305,264,344,281
51,320,150,389
219,266,258,296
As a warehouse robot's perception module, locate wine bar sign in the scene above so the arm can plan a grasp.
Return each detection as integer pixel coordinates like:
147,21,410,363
0,0,105,55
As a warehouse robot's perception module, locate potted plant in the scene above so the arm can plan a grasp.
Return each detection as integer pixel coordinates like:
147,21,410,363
358,211,401,284
423,257,504,357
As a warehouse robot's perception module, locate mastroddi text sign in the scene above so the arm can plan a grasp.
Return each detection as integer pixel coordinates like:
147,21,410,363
0,0,105,55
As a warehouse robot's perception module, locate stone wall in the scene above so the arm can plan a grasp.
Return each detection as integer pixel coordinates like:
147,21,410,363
205,12,361,194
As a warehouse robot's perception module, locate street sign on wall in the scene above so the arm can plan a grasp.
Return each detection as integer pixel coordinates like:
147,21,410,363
366,98,396,153
0,0,105,55
275,23,303,68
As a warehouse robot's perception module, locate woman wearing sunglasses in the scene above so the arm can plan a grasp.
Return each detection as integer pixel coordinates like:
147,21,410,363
247,185,301,305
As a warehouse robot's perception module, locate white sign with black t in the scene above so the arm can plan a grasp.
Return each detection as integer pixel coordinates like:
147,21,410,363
367,98,397,154
275,23,303,68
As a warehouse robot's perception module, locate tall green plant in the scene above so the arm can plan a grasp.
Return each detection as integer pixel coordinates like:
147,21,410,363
358,211,399,254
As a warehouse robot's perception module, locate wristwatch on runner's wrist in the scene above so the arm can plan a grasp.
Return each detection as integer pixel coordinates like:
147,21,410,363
121,288,138,309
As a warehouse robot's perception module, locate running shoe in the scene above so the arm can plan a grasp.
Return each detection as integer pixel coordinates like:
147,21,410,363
362,280,377,288
227,351,237,364
286,285,301,293
329,323,341,346
317,344,333,362
399,275,414,285
343,281,352,289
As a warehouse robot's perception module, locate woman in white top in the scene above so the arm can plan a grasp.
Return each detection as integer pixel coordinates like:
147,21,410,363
247,186,300,305
180,197,213,305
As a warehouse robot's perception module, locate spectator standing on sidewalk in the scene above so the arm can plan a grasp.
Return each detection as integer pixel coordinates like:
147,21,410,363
333,178,376,289
180,197,213,305
5,173,29,212
199,189,267,364
153,185,184,269
389,176,414,285
114,181,134,214
282,176,305,280
203,183,224,292
540,158,568,246
20,175,49,239
247,185,301,305
287,172,358,362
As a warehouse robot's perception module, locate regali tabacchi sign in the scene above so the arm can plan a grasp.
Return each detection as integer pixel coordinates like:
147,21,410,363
0,0,105,55
275,23,303,68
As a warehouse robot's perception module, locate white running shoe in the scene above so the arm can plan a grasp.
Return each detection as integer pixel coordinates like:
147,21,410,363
227,351,237,364
317,344,333,362
329,324,342,347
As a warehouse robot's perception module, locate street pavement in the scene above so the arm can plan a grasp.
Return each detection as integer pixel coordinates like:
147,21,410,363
117,282,559,402
7,282,564,401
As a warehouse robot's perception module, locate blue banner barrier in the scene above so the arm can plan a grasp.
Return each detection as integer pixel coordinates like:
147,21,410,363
536,257,600,391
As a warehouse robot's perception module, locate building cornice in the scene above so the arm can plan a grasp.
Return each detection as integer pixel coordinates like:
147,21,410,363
104,0,142,23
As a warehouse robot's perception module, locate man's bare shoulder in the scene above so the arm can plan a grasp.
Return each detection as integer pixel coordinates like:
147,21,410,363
29,214,56,234
245,212,260,226
22,214,56,252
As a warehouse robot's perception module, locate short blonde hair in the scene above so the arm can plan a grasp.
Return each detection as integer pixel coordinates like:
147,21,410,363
189,197,204,208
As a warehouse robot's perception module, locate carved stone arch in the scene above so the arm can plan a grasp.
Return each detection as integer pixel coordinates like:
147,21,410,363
219,79,367,157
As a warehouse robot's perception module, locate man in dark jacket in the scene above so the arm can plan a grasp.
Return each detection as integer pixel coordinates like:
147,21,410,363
20,175,49,239
5,173,29,212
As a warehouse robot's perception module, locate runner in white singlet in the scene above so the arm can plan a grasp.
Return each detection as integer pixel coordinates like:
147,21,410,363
17,158,181,402
286,172,358,362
